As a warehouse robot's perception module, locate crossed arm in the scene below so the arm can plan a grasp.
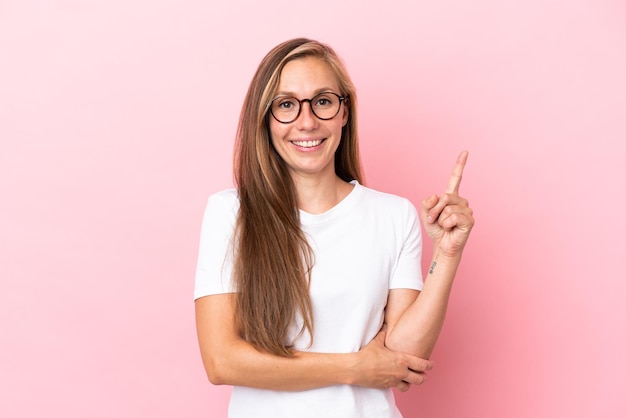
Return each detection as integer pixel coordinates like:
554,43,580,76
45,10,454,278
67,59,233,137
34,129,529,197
195,293,431,392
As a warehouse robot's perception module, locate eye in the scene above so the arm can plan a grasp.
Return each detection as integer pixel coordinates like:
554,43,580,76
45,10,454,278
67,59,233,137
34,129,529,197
276,97,298,110
316,98,330,106
314,94,335,107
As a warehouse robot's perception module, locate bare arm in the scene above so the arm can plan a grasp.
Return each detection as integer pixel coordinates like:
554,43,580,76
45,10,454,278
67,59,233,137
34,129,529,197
385,254,460,359
385,151,474,359
195,293,432,392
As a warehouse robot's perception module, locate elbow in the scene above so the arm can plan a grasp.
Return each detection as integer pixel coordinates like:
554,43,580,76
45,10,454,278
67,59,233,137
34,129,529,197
207,371,228,386
202,355,232,386
386,329,429,359
384,324,401,350
206,369,227,386
385,330,408,353
197,335,248,386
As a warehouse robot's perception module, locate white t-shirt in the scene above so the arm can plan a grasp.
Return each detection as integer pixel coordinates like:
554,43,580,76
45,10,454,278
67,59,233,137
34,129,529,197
194,181,424,418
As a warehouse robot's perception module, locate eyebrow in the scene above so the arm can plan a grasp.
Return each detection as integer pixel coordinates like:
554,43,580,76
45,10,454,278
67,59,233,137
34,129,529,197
274,87,340,98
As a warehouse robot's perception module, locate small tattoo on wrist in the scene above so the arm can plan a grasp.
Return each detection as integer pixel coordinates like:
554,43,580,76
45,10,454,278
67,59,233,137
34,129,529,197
429,261,437,274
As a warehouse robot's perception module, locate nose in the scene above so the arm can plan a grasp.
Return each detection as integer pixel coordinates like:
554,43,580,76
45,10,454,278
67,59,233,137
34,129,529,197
295,100,317,130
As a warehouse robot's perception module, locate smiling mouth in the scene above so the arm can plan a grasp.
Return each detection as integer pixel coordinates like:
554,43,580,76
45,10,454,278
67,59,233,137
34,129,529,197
291,139,324,148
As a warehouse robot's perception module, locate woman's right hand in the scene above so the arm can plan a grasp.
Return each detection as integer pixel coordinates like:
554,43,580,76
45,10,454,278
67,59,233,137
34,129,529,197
351,328,433,392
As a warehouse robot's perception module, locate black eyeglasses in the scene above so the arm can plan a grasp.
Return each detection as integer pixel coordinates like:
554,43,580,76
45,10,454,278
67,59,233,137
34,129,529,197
269,92,347,124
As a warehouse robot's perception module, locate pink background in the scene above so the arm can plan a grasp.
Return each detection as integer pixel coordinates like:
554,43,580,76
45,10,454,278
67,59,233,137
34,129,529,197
1,0,625,417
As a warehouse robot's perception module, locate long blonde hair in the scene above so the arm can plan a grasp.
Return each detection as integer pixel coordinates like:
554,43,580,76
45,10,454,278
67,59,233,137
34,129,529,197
233,38,363,356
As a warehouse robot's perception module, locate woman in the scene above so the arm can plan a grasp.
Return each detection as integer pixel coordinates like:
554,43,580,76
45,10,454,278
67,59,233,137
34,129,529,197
195,38,474,418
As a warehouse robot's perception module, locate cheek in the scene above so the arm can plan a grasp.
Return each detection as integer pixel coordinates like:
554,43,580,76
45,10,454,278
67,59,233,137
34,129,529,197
268,120,285,143
334,119,346,140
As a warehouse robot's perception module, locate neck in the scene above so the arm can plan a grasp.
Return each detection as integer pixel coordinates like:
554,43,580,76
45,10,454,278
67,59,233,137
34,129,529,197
290,171,353,215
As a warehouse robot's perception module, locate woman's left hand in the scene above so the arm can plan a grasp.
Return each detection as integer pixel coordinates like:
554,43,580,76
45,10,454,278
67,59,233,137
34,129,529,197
421,151,475,258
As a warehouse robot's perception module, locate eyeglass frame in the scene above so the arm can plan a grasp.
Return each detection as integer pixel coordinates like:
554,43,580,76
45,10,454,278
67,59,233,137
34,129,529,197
269,91,347,124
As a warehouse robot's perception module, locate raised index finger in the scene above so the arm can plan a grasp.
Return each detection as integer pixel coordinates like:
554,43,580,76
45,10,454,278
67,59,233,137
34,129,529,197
446,151,469,194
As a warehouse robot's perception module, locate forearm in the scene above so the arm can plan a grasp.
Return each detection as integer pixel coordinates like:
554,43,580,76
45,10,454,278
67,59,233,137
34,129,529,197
385,252,461,359
202,339,358,391
196,294,363,391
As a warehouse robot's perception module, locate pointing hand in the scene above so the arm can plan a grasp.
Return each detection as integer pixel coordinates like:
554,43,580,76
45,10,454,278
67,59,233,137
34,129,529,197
421,151,475,258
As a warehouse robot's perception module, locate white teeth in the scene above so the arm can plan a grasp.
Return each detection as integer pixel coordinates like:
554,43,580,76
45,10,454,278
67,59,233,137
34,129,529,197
292,139,322,148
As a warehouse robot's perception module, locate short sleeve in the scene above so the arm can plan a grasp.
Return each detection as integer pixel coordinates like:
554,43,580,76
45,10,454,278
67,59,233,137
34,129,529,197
389,199,424,291
193,190,239,300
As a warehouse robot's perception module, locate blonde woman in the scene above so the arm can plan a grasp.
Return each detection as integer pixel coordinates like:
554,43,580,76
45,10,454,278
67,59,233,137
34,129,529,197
195,38,474,418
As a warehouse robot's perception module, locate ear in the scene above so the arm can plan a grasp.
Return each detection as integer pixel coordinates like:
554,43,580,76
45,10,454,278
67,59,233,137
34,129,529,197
341,100,349,127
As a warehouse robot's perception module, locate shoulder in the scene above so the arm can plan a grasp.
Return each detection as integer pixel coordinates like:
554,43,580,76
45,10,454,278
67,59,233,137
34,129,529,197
201,189,240,223
356,183,416,214
349,183,420,232
206,189,240,211
207,188,239,203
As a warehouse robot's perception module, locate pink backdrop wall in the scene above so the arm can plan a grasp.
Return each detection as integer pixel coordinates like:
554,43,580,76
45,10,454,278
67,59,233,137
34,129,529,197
1,1,625,417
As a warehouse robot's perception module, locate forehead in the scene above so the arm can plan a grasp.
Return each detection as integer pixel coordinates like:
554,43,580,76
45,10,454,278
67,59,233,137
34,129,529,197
276,57,340,96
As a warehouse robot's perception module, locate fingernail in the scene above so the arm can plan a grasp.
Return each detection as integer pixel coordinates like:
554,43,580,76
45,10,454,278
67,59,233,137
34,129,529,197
426,215,433,223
